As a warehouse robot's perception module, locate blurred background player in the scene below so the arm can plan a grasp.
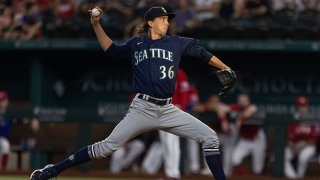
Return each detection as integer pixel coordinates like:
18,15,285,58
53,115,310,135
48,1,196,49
231,92,266,175
284,96,319,179
0,90,10,171
194,94,236,177
0,90,40,171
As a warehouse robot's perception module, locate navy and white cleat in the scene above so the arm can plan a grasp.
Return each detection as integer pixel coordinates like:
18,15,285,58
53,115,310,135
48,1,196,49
30,164,57,180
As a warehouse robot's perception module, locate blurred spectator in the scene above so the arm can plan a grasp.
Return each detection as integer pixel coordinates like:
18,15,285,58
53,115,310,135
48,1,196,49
294,0,320,26
105,0,133,18
0,6,13,38
103,0,135,38
20,2,42,40
148,0,174,11
53,0,76,21
271,0,299,12
193,0,220,23
284,96,319,179
38,0,55,11
0,0,319,40
233,0,270,18
219,0,237,19
296,0,320,11
5,2,25,39
270,0,299,27
171,0,199,35
231,93,266,175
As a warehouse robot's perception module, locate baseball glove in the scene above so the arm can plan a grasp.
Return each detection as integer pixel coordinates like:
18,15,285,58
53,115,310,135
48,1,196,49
213,68,237,96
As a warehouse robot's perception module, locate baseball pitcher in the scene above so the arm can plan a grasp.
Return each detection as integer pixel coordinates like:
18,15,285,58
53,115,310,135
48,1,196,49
30,6,237,180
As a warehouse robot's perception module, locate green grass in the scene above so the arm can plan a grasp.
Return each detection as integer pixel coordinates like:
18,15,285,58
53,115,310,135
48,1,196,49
0,176,146,180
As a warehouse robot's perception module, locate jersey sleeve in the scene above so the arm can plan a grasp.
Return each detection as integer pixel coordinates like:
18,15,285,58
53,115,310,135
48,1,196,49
179,36,213,63
105,38,135,58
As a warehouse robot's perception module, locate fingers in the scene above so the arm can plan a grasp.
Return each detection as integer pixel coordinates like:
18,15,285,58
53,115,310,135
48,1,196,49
95,6,102,12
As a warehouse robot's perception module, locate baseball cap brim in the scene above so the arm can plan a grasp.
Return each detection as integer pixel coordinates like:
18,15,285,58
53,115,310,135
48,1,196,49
164,13,175,20
145,13,176,21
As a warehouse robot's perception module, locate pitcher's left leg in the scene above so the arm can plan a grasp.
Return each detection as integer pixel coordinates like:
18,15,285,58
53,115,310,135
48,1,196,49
159,107,226,180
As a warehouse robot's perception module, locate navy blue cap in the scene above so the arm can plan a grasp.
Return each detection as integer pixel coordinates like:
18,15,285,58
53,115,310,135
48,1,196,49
144,6,175,21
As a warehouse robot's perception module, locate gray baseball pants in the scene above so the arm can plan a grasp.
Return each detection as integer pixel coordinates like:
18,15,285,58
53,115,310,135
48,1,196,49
91,94,219,159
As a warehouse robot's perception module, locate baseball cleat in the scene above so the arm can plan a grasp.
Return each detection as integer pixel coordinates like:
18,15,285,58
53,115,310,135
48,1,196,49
30,164,57,180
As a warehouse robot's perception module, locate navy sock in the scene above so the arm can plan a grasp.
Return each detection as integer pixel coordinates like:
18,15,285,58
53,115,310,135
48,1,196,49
54,145,94,175
204,148,226,180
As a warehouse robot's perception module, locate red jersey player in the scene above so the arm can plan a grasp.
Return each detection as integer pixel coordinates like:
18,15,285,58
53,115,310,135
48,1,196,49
284,96,319,179
231,93,266,175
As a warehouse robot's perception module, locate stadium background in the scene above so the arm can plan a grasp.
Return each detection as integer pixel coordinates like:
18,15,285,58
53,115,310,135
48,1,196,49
1,0,320,179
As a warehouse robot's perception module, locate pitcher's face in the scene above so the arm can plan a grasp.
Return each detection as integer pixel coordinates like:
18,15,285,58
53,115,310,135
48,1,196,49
150,16,169,37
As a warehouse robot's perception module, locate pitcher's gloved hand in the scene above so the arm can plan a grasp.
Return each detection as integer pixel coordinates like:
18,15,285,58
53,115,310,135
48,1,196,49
213,68,237,96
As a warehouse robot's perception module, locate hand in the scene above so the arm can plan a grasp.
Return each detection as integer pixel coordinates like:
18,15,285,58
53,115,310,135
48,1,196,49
88,6,102,25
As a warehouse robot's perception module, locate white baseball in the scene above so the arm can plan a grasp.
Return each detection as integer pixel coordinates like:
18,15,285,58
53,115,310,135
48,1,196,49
92,8,100,16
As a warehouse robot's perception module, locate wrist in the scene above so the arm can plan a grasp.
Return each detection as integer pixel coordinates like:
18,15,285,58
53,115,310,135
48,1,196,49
92,22,100,26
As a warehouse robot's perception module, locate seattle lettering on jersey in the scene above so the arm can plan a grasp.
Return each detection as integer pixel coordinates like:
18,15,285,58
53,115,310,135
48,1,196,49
134,48,173,65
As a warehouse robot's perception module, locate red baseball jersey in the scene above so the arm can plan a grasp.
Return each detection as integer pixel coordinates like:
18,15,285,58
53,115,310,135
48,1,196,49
230,104,260,140
188,86,200,106
288,123,319,142
172,69,190,111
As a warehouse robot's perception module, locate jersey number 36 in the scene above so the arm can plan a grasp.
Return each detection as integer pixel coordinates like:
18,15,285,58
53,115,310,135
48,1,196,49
160,66,174,79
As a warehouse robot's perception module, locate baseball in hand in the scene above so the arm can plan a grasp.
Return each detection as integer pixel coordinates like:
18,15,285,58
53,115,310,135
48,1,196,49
92,8,100,16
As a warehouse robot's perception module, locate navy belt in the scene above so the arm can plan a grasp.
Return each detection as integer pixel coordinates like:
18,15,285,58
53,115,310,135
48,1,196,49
138,94,172,106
